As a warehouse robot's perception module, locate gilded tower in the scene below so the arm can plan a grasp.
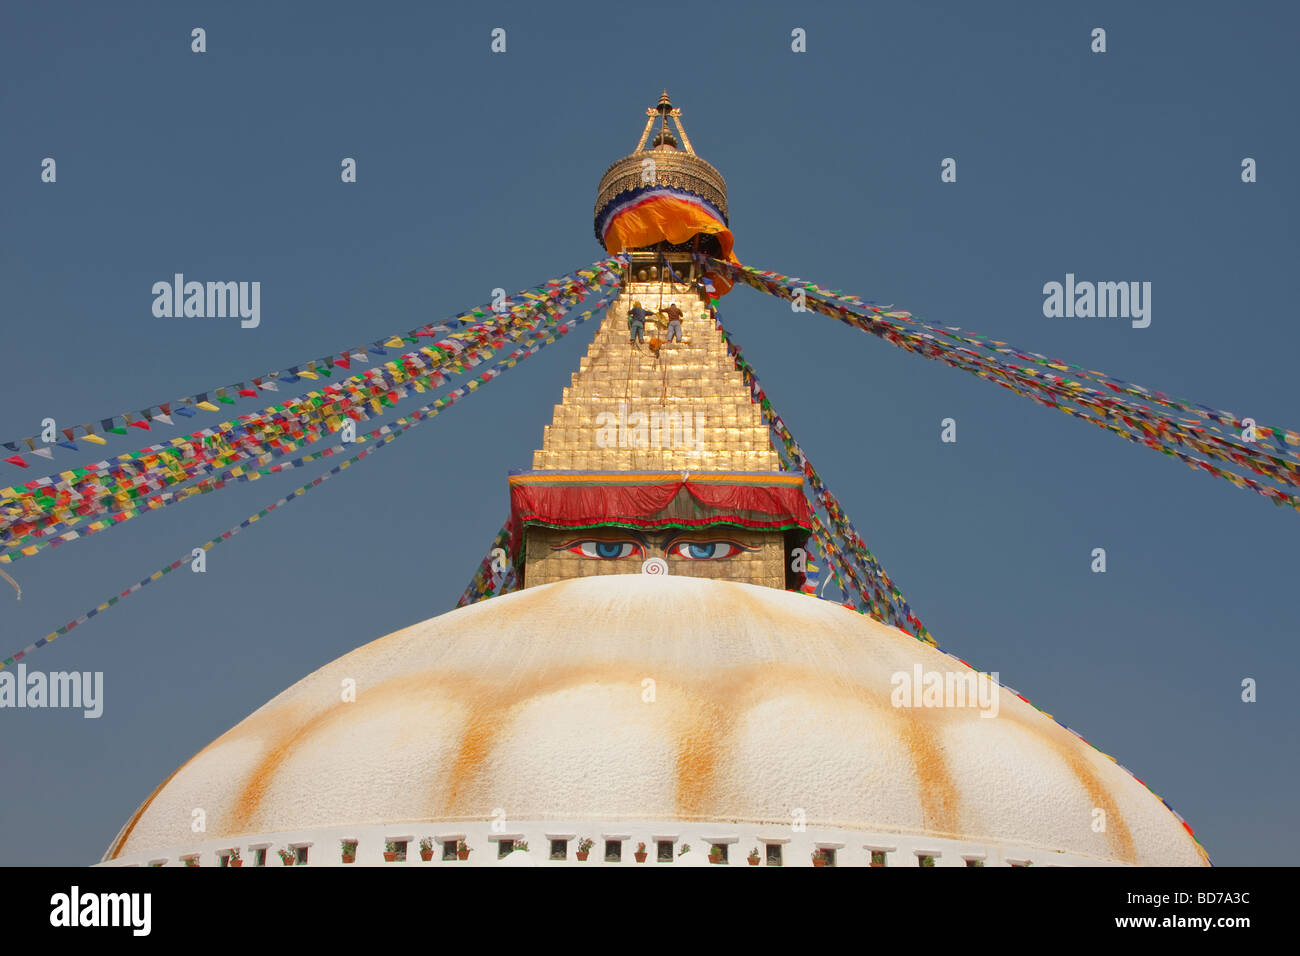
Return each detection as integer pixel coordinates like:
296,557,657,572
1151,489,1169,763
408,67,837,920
510,93,812,590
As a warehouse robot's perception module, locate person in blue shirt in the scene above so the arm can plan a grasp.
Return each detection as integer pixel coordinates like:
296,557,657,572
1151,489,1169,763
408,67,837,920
628,301,648,344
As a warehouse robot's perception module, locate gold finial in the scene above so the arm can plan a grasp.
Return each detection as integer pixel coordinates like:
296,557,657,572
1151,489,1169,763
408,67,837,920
651,124,679,149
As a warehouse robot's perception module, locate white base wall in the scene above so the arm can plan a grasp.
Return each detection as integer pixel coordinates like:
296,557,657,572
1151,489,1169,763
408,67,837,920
99,819,1130,868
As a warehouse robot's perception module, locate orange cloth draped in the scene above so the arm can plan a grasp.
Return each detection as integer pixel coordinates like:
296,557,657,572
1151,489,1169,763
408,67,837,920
601,194,737,296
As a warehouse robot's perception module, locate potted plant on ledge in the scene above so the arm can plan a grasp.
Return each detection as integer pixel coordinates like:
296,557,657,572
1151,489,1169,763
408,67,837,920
708,846,725,865
383,842,399,863
341,840,357,864
456,840,472,861
229,848,242,868
747,847,761,866
634,842,648,863
419,837,434,862
811,849,829,867
277,848,295,867
576,838,594,861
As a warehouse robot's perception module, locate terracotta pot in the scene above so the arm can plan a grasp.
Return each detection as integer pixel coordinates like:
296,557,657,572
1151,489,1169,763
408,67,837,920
634,852,647,863
870,862,883,868
576,851,589,861
342,855,356,864
282,857,294,866
383,852,397,862
230,860,243,868
457,850,469,861
748,858,760,866
709,855,723,865
420,849,433,861
812,858,826,867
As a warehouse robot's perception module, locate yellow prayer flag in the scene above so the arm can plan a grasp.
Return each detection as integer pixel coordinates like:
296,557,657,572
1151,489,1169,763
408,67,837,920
83,433,107,445
196,401,220,412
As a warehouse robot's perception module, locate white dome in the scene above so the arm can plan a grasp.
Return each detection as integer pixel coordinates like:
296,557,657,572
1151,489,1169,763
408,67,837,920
498,849,537,867
103,575,1206,866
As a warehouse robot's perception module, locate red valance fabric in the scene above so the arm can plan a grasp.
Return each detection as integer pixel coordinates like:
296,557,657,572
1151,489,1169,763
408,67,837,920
510,475,809,528
512,482,804,523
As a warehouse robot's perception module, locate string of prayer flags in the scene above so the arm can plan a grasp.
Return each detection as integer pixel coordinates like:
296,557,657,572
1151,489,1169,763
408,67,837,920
2,263,626,559
713,310,932,644
2,282,622,665
0,257,624,468
708,257,1300,515
456,518,519,607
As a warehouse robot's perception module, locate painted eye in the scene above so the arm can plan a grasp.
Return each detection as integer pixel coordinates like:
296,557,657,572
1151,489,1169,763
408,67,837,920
564,540,643,559
667,540,750,561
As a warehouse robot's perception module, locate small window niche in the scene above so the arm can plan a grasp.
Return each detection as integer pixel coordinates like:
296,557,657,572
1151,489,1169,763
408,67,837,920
549,839,567,861
294,845,309,865
604,840,622,863
498,839,515,859
253,848,267,867
765,843,783,867
443,840,458,861
708,843,728,864
963,855,986,868
657,840,674,862
918,854,937,867
870,850,888,867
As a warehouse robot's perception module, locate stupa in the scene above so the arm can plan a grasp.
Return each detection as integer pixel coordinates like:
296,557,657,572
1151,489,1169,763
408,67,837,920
99,94,1208,868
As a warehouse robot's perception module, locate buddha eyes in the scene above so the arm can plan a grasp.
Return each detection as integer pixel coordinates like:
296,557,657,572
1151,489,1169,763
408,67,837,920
559,538,754,560
565,540,643,559
667,540,751,561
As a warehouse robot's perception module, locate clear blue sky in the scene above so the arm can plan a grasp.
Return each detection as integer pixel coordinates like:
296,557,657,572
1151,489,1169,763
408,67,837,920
1,1,1295,865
